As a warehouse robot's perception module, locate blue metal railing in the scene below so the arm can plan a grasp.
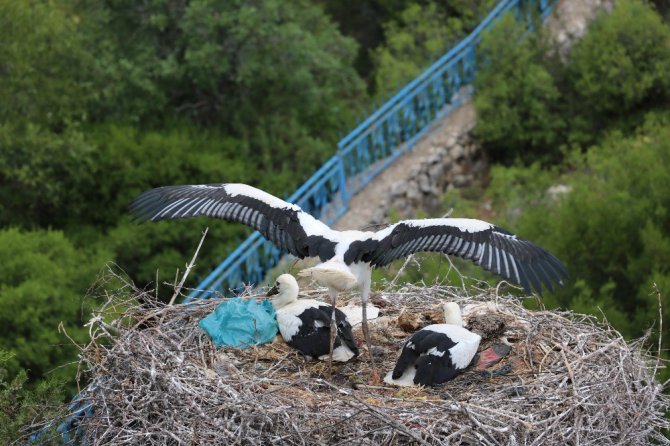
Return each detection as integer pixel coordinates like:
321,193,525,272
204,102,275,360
188,0,556,300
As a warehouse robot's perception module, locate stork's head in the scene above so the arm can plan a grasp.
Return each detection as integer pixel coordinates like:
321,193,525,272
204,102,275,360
442,302,463,327
266,274,299,309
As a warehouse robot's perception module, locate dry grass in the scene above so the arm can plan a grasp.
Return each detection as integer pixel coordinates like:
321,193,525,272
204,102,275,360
32,269,670,445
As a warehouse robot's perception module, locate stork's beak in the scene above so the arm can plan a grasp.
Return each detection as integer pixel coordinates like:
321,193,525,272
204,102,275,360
266,285,279,297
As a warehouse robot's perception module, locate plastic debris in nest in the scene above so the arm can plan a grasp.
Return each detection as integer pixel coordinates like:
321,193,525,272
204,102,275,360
199,297,278,348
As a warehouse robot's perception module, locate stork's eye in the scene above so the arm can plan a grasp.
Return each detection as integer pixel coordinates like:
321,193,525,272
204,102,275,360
275,281,279,286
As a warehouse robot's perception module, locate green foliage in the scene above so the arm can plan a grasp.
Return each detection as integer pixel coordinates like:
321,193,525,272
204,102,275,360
372,0,496,96
76,0,365,133
0,0,94,129
474,0,670,161
489,113,670,346
321,0,416,80
474,15,565,163
0,123,95,229
0,0,366,247
81,123,254,228
567,0,670,128
104,219,249,298
372,3,464,95
0,229,107,381
486,162,559,211
0,350,66,444
0,0,369,301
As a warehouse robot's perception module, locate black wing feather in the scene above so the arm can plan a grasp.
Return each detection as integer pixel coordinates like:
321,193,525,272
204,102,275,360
129,184,337,260
367,219,568,295
333,308,359,357
391,330,432,379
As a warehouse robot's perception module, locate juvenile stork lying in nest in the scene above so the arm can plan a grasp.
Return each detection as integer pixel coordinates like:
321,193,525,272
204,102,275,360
385,302,481,387
130,182,568,365
266,274,358,363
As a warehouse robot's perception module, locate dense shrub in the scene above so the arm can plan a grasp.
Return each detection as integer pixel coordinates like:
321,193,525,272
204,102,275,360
371,0,496,97
0,1,95,129
474,0,670,161
0,0,369,306
488,113,670,344
75,0,365,133
0,123,96,229
474,14,564,163
0,229,107,381
567,0,670,140
0,350,66,444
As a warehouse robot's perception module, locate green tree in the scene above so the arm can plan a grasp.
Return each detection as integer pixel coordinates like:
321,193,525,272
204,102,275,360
488,113,670,344
0,228,107,381
474,14,564,163
372,3,464,95
372,0,496,96
0,0,94,129
0,350,66,444
566,0,670,142
76,0,365,136
0,123,95,229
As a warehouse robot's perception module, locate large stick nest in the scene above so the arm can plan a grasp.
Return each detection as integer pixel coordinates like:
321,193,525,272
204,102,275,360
41,271,670,445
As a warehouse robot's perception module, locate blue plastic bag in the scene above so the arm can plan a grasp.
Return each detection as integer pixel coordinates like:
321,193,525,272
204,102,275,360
199,297,278,348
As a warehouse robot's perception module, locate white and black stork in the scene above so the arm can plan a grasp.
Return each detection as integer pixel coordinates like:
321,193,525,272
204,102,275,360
266,274,358,363
384,302,481,387
130,182,568,362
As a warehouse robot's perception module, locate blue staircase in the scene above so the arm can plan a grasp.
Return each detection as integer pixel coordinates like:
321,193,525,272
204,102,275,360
187,0,556,301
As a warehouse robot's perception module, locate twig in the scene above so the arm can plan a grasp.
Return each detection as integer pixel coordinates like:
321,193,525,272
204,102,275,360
168,227,209,306
652,282,663,380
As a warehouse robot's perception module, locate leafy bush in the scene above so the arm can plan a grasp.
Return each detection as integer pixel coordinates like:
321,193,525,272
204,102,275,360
0,1,94,129
76,0,365,133
372,3,465,95
372,0,496,97
0,228,107,381
0,350,66,444
76,123,307,296
474,14,565,163
567,0,670,137
0,123,96,229
474,0,670,161
489,113,670,345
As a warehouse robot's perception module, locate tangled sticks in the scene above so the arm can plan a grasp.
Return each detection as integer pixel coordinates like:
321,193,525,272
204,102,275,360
33,271,669,445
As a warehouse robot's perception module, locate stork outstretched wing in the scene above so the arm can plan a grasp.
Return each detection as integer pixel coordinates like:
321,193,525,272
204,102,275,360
129,183,337,261
346,218,568,295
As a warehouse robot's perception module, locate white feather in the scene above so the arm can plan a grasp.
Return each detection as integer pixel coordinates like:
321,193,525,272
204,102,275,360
422,324,481,369
384,367,417,387
318,345,356,362
275,299,326,340
338,303,380,326
374,218,493,239
299,261,358,291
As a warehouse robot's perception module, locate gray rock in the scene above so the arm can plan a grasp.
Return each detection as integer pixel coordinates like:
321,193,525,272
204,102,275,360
452,174,470,188
450,144,465,160
428,163,445,180
472,158,488,176
389,182,408,197
418,173,433,193
406,181,421,202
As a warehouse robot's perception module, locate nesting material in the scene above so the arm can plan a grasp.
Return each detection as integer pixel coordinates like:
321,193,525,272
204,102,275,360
39,277,669,445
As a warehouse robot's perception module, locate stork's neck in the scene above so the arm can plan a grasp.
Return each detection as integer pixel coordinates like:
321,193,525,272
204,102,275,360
271,284,299,310
442,303,463,326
